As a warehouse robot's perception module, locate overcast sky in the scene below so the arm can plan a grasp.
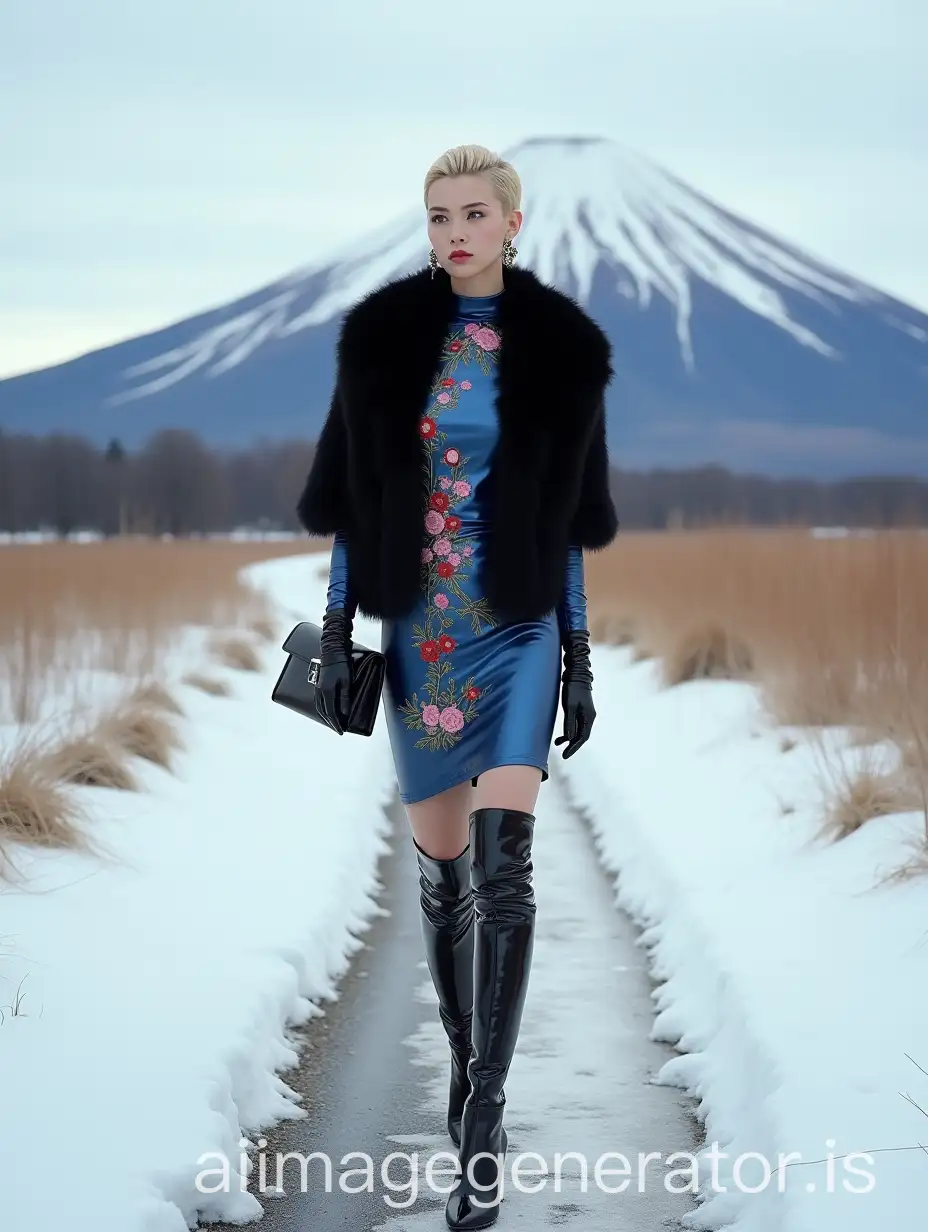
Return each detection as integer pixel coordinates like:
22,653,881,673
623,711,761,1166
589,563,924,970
3,0,926,378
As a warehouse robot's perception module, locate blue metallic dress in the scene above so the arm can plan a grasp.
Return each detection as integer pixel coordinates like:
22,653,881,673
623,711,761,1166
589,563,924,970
325,289,588,806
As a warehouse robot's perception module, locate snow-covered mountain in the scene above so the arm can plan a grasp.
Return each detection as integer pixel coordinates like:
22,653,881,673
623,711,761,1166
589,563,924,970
2,134,926,477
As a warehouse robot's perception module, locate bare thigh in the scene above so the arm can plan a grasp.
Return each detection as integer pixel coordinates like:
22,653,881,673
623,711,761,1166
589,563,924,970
473,765,543,815
405,780,474,860
405,766,544,860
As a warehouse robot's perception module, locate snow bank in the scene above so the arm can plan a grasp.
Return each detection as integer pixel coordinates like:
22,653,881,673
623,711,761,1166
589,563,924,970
559,644,928,1231
0,553,397,1231
4,549,926,1231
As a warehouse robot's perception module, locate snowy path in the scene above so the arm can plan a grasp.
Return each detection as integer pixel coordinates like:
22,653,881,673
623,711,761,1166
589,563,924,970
210,774,697,1229
11,550,925,1230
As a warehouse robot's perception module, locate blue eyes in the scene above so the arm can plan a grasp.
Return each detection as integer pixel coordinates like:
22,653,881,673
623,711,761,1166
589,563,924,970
430,210,484,223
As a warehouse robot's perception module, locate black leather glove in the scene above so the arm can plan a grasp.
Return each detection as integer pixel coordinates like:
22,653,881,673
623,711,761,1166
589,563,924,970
554,628,596,759
316,607,353,734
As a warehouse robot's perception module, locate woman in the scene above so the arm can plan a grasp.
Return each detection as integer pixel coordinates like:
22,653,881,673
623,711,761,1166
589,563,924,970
296,143,617,1228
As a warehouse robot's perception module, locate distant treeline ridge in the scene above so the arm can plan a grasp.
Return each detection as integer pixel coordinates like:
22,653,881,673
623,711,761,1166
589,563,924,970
1,428,926,535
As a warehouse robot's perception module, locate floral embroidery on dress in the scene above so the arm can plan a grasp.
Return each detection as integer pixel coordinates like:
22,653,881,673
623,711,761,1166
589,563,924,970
397,318,502,750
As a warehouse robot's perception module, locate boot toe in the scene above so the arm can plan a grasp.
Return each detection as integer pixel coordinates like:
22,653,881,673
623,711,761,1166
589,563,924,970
445,1126,508,1226
445,1190,501,1229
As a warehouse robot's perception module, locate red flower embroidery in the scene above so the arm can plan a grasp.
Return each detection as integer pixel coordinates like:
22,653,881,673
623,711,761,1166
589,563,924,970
399,316,502,751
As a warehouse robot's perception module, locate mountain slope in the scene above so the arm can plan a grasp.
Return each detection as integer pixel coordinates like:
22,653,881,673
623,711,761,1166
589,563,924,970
1,135,926,477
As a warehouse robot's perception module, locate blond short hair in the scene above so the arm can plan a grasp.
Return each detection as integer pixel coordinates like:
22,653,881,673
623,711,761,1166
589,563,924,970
423,144,521,216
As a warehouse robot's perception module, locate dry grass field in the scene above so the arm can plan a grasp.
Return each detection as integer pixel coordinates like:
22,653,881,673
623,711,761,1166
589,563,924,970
1,529,927,877
0,537,320,878
586,527,928,847
0,538,317,724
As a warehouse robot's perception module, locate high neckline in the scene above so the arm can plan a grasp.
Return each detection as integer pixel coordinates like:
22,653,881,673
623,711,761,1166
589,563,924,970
452,290,502,321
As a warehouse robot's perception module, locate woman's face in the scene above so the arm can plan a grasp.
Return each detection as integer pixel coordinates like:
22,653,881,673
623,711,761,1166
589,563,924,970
426,174,521,282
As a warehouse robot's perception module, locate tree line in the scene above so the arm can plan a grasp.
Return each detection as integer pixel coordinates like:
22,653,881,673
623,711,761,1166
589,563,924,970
0,429,313,536
1,428,927,536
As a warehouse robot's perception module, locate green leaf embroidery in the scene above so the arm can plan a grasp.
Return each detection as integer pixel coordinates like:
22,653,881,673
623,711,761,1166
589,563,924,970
399,317,503,748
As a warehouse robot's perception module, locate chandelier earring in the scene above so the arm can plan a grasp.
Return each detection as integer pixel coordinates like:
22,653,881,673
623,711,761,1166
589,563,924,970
428,248,440,278
502,234,518,267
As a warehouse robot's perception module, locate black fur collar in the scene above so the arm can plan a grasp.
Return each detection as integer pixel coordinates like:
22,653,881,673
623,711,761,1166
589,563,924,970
297,262,619,621
336,264,614,421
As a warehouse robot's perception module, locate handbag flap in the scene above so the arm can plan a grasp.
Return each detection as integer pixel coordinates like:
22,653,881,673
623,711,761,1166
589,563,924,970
281,621,322,663
281,620,381,664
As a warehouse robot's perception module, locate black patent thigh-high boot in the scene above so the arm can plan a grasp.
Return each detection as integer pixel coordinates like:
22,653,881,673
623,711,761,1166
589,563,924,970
414,838,475,1146
445,807,536,1230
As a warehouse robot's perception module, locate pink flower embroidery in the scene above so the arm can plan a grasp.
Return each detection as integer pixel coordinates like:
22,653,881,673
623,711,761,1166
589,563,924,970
401,314,501,751
439,706,464,733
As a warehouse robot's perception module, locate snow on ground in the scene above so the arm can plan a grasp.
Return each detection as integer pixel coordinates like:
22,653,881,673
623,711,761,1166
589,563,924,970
383,766,697,1230
2,549,926,1231
559,645,928,1231
0,553,396,1231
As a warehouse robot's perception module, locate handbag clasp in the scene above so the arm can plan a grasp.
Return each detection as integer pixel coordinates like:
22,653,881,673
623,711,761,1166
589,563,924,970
307,657,321,686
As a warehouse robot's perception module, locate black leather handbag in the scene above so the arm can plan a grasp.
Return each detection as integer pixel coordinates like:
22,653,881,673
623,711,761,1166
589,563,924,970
271,621,386,737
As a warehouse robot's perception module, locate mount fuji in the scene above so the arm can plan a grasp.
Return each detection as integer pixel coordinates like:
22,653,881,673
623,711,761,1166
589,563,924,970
2,135,926,478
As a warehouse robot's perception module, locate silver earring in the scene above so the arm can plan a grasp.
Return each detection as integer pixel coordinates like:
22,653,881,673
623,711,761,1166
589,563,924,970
502,234,518,267
428,248,439,278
